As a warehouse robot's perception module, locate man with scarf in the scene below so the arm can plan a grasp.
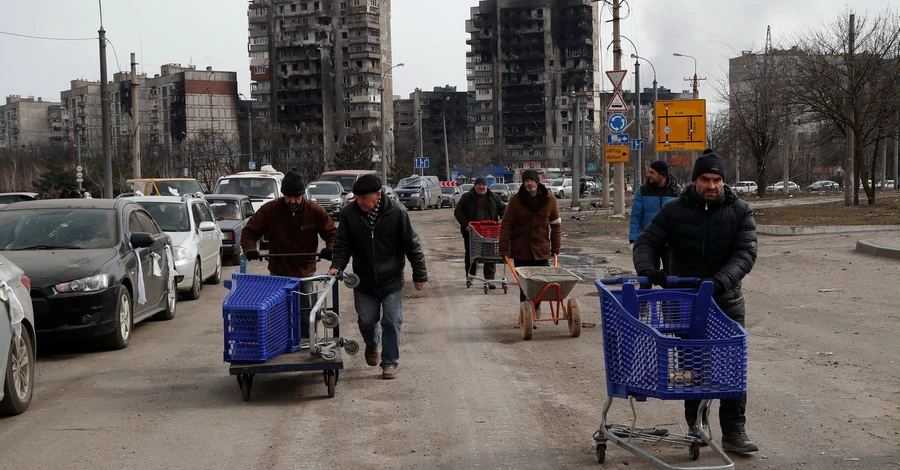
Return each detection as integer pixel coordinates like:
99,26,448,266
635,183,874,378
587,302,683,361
454,176,505,287
629,160,680,273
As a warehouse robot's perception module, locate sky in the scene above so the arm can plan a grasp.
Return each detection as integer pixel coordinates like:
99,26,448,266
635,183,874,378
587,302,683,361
0,0,895,108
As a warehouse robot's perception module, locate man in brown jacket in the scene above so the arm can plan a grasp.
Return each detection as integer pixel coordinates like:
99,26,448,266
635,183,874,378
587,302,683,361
241,169,336,277
499,169,562,305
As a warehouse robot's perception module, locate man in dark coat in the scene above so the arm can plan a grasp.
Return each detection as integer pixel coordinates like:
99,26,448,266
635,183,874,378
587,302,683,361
454,176,505,285
328,174,428,380
629,160,679,272
633,152,759,454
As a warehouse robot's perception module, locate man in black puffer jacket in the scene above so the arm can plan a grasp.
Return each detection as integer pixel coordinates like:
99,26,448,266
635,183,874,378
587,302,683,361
454,176,505,284
633,152,759,454
329,175,428,380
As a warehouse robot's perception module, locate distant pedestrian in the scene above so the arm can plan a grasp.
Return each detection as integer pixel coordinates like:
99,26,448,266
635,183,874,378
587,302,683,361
629,160,679,273
454,176,505,286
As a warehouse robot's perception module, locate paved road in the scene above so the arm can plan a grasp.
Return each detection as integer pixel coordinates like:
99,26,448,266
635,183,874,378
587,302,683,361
0,206,896,469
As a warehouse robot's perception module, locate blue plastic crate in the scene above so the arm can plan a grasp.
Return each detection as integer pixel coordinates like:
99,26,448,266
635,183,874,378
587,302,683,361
596,280,747,401
223,273,300,363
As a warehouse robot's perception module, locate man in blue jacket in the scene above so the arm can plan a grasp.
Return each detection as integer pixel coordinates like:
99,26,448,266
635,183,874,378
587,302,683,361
629,160,679,272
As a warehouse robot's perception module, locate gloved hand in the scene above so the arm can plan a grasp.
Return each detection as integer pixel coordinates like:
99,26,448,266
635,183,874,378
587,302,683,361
703,277,725,295
245,249,261,261
639,269,669,288
318,247,333,261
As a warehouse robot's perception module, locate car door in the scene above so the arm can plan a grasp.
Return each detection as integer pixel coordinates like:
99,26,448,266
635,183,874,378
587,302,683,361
133,209,170,310
191,201,220,279
125,209,159,315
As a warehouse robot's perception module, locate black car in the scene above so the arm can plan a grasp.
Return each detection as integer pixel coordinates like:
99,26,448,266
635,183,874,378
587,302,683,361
0,199,179,350
205,194,255,265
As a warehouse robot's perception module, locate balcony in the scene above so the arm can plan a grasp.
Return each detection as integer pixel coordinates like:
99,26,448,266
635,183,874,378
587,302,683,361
349,110,379,119
348,4,379,15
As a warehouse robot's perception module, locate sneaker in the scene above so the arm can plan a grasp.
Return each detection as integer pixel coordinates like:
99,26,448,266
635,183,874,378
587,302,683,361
722,430,759,453
364,343,379,367
688,424,710,447
382,365,398,380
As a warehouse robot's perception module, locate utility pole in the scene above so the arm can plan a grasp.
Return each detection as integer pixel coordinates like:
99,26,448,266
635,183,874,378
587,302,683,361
895,107,899,190
76,123,83,192
99,26,112,198
581,100,587,181
380,88,387,183
844,14,855,206
417,108,424,177
443,97,451,181
266,0,278,167
611,0,624,215
572,93,580,207
634,55,642,185
130,53,141,179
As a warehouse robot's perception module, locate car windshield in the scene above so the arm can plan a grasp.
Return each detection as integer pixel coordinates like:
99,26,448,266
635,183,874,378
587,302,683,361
156,180,203,196
397,177,422,189
492,184,508,191
441,187,456,194
137,202,191,232
549,180,562,187
0,209,116,250
215,178,278,199
307,183,341,195
208,200,242,220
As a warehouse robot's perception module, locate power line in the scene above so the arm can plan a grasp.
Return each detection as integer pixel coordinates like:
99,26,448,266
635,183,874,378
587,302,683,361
0,30,94,41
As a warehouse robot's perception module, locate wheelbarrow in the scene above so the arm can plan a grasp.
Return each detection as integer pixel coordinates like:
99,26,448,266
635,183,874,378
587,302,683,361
505,255,583,340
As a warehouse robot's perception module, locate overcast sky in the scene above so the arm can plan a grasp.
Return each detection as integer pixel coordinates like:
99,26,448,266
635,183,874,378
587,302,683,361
1,0,895,108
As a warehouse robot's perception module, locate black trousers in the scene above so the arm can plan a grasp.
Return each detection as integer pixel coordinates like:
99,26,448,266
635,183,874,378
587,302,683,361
463,232,495,280
513,258,550,302
684,300,747,435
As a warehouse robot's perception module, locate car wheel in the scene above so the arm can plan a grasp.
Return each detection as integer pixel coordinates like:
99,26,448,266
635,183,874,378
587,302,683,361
450,199,456,209
183,261,201,300
207,251,222,285
559,190,565,198
418,199,425,211
154,272,177,321
229,247,242,266
0,327,34,415
104,286,133,350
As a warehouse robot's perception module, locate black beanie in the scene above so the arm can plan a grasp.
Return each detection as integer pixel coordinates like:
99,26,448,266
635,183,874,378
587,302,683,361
474,176,488,186
691,153,727,182
281,169,306,196
352,174,383,196
649,160,668,176
522,169,540,183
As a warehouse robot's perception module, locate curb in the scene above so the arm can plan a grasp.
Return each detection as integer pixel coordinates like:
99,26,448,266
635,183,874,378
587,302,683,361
855,240,900,260
756,225,900,236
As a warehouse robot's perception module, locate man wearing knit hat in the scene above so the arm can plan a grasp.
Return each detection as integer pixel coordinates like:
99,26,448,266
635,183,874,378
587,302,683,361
629,160,680,273
632,151,759,453
328,174,428,380
454,176,505,287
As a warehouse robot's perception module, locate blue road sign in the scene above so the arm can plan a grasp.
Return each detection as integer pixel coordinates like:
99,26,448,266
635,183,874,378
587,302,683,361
249,161,256,170
415,157,429,169
607,134,630,145
630,139,645,151
587,163,598,171
608,113,628,133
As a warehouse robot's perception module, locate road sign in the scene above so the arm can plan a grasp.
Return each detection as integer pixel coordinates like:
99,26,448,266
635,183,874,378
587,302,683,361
607,134,630,145
606,70,627,90
76,178,83,183
605,145,629,163
608,113,628,133
183,168,189,177
75,165,83,172
606,91,629,113
249,161,256,170
75,172,83,179
630,139,645,151
587,163,598,172
655,99,707,152
414,157,429,169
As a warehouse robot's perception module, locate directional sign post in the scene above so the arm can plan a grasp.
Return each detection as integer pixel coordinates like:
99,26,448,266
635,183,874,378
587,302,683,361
605,146,629,163
630,139,645,151
414,157,429,169
608,113,628,133
607,134,630,145
655,99,707,152
249,161,256,170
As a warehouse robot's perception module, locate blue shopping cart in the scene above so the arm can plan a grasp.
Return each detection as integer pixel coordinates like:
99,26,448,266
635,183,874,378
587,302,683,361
592,277,747,469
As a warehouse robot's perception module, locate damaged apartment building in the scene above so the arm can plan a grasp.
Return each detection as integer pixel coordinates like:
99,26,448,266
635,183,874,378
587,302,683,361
247,0,395,169
466,0,599,168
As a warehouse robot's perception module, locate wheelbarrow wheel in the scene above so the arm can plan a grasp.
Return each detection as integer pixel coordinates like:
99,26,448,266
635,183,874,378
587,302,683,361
519,301,534,340
567,298,582,338
238,374,253,402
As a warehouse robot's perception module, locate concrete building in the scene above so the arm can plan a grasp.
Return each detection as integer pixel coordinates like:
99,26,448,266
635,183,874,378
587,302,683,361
466,0,600,168
393,85,467,173
247,0,395,168
0,96,64,150
61,80,103,158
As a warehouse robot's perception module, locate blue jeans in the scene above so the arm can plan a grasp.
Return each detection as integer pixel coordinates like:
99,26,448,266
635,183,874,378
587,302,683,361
354,289,403,368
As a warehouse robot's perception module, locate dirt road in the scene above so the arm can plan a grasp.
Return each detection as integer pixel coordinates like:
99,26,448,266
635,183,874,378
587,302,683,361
0,204,896,469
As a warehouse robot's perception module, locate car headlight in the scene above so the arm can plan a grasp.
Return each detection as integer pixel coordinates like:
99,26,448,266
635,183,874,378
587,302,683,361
173,246,189,261
55,274,109,293
331,198,342,204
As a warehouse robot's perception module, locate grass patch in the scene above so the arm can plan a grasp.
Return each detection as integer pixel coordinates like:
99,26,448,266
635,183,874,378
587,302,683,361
753,195,900,226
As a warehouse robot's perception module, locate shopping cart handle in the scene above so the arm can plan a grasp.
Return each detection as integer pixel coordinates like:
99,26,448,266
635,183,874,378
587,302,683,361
600,277,702,285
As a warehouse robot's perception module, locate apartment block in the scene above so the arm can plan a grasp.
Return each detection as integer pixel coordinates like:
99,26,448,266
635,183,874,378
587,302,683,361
0,96,64,150
61,80,104,157
247,0,395,168
466,0,600,168
393,86,468,159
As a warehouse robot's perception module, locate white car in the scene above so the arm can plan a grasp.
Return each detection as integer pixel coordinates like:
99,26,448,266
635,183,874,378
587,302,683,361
547,178,574,198
766,181,801,193
129,195,223,300
213,165,285,212
732,181,759,195
0,254,35,415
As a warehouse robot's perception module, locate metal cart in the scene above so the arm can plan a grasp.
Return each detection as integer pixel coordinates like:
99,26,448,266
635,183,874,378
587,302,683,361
224,253,360,401
592,277,747,469
465,221,508,294
504,255,583,340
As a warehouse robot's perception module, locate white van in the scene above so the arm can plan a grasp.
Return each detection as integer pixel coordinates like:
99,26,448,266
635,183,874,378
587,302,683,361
213,165,284,211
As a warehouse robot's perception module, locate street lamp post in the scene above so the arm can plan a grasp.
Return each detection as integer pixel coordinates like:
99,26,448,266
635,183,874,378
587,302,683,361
673,53,699,99
239,93,254,166
631,54,658,161
380,63,404,185
442,96,451,182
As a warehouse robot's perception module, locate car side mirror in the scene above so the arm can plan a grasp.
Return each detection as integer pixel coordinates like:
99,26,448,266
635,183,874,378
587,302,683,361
198,221,217,232
341,191,348,196
246,210,255,218
130,232,154,248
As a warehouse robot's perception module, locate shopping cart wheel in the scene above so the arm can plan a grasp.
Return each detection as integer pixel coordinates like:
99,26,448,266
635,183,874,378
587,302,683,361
322,311,340,329
321,349,338,362
502,284,508,294
343,273,360,289
484,284,489,294
343,339,360,355
567,298,582,338
466,279,472,288
595,443,606,463
520,301,534,340
325,370,336,398
689,441,700,460
238,374,253,402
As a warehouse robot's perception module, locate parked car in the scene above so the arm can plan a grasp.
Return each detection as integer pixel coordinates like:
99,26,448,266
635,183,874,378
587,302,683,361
547,178,574,198
318,170,378,202
213,165,285,212
806,180,840,193
460,184,474,193
305,181,348,219
507,183,521,194
440,185,463,208
382,185,399,203
0,254,35,415
205,194,255,265
766,181,801,193
0,193,39,205
128,195,222,300
126,178,204,197
489,183,513,202
881,180,896,190
395,175,442,210
732,181,759,195
0,199,178,350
